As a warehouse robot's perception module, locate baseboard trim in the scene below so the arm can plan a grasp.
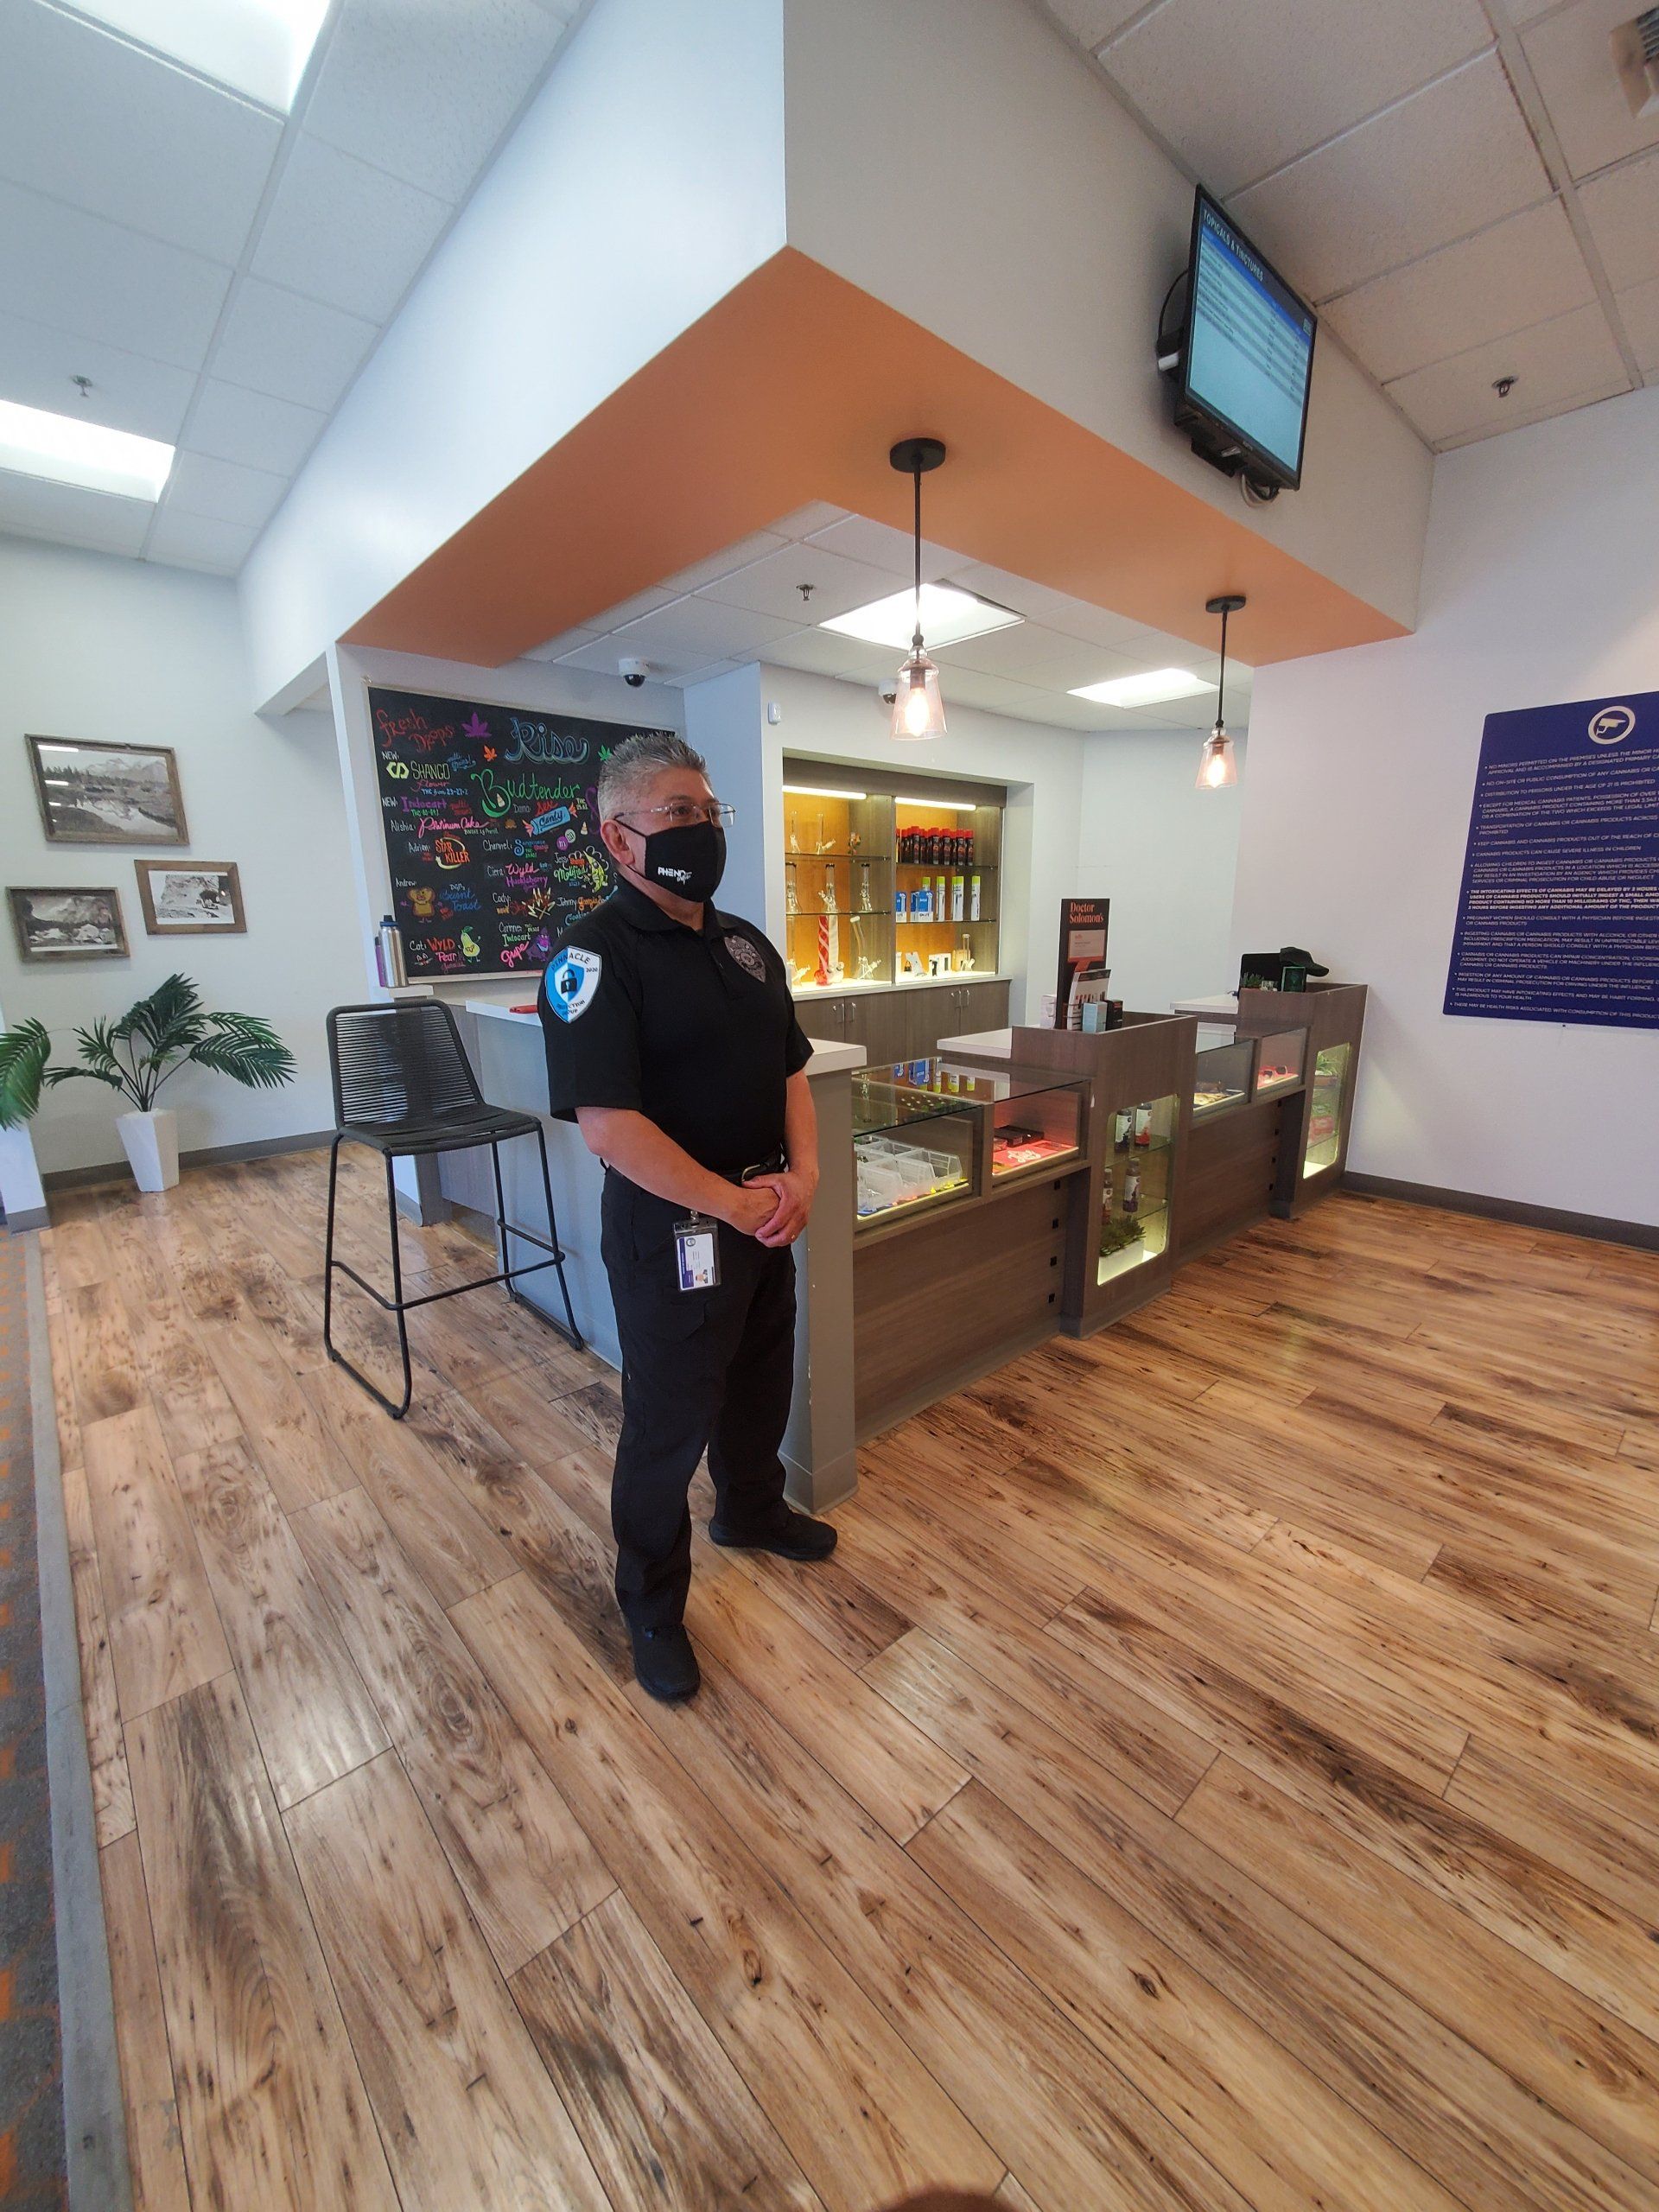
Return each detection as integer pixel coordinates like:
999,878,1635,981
3,1206,50,1234
1340,1172,1659,1252
41,1128,334,1192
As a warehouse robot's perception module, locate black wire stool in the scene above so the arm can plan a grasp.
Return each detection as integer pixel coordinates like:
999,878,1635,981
322,1001,581,1418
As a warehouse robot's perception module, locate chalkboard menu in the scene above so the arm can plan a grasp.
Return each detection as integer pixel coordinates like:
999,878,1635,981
367,685,674,980
1445,688,1659,1030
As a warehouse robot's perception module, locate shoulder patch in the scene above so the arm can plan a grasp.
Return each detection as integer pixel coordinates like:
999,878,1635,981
545,945,602,1021
723,931,768,983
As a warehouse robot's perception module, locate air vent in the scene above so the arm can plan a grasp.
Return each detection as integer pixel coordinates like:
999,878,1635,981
1613,6,1659,118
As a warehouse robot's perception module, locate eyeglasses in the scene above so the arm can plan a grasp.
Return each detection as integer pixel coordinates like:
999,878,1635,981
613,800,735,830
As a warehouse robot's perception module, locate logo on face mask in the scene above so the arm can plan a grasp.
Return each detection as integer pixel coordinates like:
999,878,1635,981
658,866,692,884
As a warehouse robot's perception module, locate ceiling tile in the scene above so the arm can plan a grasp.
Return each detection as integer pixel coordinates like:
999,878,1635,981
1324,199,1596,380
144,507,257,573
1229,54,1551,300
805,512,958,580
582,583,678,630
1102,0,1491,197
0,471,150,554
1384,298,1630,442
1487,0,1560,22
1435,372,1630,446
658,531,790,594
760,627,900,682
611,597,804,660
0,1,282,264
1043,0,1147,51
183,379,327,475
696,542,908,622
1522,0,1659,181
1580,149,1659,290
930,665,1069,724
251,137,452,322
1041,597,1185,653
302,0,569,200
0,181,232,370
164,451,288,531
0,310,195,441
1617,274,1659,373
522,624,604,662
932,622,1141,691
767,500,848,538
936,560,1081,621
209,279,379,411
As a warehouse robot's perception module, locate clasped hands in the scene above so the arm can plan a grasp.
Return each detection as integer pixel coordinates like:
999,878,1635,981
722,1166,817,1248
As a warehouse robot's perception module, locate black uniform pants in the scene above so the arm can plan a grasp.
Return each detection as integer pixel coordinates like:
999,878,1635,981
600,1173,797,1630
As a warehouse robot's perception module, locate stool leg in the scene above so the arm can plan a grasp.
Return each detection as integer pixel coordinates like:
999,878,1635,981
384,1152,413,1419
489,1140,513,1304
534,1122,583,1349
322,1135,343,1361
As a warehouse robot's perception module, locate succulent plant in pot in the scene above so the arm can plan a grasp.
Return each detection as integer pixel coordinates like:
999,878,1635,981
0,973,296,1192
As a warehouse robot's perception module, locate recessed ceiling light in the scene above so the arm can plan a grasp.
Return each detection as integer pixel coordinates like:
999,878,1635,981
1069,667,1215,709
823,583,1022,652
0,399,174,502
783,784,868,801
69,0,330,112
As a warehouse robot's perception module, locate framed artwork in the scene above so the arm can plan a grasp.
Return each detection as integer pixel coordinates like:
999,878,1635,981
27,734,189,847
8,887,129,962
135,860,245,934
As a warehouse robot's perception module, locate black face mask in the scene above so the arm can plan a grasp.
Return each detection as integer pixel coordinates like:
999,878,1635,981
630,819,726,904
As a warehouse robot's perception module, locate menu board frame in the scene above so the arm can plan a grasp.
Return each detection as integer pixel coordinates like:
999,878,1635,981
366,683,675,982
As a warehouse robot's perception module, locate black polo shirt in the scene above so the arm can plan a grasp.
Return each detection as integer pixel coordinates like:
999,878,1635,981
537,881,812,1174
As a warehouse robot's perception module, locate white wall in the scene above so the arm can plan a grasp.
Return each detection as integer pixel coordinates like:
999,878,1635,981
1077,728,1246,1015
0,538,360,1173
1232,385,1659,1228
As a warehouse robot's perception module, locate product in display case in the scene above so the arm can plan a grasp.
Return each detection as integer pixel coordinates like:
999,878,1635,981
989,1075,1084,1179
1252,1027,1306,1094
1192,1029,1253,1118
1099,1090,1176,1284
1304,1042,1351,1174
851,1069,976,1227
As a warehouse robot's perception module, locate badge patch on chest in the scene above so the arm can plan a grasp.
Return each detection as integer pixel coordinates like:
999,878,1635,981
545,946,601,1020
724,932,767,982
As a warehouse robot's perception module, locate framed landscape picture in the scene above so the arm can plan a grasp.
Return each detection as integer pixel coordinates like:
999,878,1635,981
8,887,129,962
136,860,245,934
27,734,188,846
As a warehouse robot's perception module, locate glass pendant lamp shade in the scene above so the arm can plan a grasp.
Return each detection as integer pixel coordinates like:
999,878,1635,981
893,639,947,741
1196,723,1237,789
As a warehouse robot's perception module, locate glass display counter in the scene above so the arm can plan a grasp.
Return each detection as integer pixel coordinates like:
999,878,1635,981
1192,1027,1253,1119
852,1070,976,1228
1304,1042,1351,1175
1098,1093,1177,1285
1252,1027,1306,1096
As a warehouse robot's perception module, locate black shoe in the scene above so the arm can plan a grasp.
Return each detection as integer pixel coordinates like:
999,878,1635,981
629,1623,700,1703
709,1506,839,1561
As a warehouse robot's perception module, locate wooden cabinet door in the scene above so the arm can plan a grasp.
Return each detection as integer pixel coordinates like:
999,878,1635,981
798,995,850,1052
853,991,911,1070
958,979,1011,1033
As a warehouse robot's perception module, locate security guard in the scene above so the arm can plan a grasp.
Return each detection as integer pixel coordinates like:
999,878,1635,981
538,730,836,1702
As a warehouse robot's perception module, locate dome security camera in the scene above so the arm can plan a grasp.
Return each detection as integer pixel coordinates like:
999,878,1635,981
877,677,898,709
620,657,649,688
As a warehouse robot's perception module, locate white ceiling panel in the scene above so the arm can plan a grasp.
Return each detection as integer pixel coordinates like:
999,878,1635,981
1042,0,1147,50
0,1,283,264
1039,596,1167,653
301,0,572,200
937,560,1081,621
1522,0,1659,181
182,378,327,476
0,470,150,553
760,627,902,683
523,624,604,662
1617,274,1659,373
932,622,1141,690
927,665,1071,721
1228,54,1552,300
144,507,258,573
251,137,453,321
1102,0,1491,198
804,512,959,581
1436,370,1631,447
611,597,804,662
766,500,847,539
1579,149,1659,291
209,278,379,411
163,451,289,531
697,542,908,623
0,310,195,441
1384,298,1630,443
658,531,790,594
0,181,232,369
1324,198,1596,382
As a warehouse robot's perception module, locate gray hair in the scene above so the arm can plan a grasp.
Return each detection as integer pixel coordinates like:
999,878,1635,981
598,731,708,822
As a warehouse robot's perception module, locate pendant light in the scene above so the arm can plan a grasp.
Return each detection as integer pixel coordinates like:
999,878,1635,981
1196,593,1244,791
889,435,948,742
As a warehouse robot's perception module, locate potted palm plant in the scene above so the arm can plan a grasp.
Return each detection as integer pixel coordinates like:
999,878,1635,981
0,972,295,1192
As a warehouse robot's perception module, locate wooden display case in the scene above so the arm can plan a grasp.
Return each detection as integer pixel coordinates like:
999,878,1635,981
1235,982,1369,1215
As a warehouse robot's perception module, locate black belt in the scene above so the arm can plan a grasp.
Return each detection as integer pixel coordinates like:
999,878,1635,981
724,1147,787,1185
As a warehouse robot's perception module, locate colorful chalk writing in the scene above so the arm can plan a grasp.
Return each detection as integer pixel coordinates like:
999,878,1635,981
368,684,672,977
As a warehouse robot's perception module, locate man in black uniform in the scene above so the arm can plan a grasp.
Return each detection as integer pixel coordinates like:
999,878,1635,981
538,730,836,1702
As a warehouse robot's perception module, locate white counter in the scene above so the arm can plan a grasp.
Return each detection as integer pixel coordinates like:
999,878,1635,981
1170,993,1240,1019
935,1026,1014,1058
467,999,866,1074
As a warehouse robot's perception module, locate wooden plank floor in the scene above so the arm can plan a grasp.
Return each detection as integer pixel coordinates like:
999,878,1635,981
41,1147,1659,2212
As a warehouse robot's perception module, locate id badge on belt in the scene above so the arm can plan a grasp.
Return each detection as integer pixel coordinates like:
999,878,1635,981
673,1212,720,1292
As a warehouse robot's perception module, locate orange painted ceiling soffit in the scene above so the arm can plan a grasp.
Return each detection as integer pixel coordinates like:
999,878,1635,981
345,245,1408,671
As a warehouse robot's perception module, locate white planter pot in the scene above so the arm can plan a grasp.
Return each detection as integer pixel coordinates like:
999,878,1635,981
117,1109,180,1193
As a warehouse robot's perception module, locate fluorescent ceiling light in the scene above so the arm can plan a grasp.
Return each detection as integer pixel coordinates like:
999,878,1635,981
893,795,980,811
0,399,174,502
783,784,868,801
1069,667,1214,709
823,583,1021,651
69,0,330,111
